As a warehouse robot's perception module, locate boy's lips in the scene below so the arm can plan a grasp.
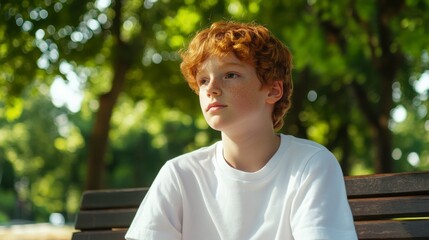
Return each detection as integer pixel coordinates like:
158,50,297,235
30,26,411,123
206,102,227,112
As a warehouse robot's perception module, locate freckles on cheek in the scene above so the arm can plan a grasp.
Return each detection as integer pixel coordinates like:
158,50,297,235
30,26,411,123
229,85,248,96
232,86,256,101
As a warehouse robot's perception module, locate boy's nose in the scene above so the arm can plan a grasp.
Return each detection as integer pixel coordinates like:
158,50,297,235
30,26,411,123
206,78,222,96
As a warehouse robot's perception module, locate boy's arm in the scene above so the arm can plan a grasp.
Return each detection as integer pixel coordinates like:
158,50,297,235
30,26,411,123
125,161,183,240
290,149,358,240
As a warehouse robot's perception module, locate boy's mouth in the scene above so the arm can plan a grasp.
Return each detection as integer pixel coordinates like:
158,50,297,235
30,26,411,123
206,103,227,112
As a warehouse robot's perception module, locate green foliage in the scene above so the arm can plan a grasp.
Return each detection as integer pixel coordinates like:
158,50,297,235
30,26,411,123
0,190,15,223
1,0,428,223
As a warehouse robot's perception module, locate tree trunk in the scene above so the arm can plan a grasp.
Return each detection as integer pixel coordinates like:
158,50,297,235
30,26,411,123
371,0,404,172
85,0,129,190
321,0,404,173
85,67,127,190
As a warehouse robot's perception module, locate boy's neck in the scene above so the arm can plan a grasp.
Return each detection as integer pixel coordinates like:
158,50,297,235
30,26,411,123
221,130,281,172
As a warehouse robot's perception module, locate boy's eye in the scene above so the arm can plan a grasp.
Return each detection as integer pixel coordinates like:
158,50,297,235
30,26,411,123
225,72,239,79
198,78,208,86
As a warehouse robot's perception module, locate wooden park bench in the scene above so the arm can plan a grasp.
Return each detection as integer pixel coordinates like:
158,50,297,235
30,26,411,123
72,171,429,240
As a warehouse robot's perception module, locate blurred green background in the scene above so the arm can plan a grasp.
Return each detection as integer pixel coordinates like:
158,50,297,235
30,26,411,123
1,0,428,226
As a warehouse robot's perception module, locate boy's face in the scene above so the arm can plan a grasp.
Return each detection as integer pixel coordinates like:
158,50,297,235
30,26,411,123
196,53,275,133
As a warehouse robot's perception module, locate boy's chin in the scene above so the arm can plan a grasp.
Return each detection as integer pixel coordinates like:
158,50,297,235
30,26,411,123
207,124,222,132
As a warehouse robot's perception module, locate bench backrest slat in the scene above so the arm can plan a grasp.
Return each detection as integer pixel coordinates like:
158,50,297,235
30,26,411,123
349,196,429,220
80,188,148,210
72,171,429,240
345,172,429,198
72,230,127,240
355,220,429,239
75,209,139,230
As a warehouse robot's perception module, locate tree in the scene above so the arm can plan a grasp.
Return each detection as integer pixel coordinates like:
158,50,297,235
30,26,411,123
1,0,428,197
255,0,428,173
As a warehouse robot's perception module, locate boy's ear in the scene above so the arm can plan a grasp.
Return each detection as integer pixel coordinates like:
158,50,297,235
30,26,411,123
266,80,283,104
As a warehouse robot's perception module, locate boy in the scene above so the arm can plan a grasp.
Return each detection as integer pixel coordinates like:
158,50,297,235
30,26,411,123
125,21,357,240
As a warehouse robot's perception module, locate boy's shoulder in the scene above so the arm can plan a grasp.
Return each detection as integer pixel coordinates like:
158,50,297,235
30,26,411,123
282,134,328,153
280,134,336,168
283,134,340,173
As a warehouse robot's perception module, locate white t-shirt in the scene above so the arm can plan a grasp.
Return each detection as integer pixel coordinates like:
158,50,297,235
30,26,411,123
125,134,357,240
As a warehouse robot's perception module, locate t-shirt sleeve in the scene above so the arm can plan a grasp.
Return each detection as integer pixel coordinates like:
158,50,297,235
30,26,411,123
125,161,182,240
290,149,358,240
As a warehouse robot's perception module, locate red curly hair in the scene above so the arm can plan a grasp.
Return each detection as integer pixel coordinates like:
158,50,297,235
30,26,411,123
180,21,293,131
